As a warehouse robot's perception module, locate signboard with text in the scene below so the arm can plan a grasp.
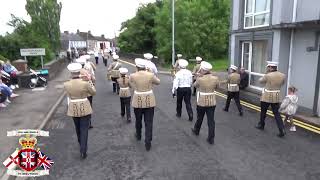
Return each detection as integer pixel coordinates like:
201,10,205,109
20,48,46,56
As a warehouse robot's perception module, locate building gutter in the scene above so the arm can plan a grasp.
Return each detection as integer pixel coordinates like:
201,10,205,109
312,32,320,116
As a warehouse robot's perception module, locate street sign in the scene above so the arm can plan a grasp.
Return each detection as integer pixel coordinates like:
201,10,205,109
20,48,46,56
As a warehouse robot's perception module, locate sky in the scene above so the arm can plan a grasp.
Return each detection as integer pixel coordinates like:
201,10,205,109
0,0,155,38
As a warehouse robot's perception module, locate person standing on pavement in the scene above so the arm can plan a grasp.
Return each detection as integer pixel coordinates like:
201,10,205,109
94,50,99,65
172,59,193,121
279,86,299,132
107,54,122,94
103,49,109,67
191,61,219,145
64,63,96,159
117,68,132,123
192,56,202,96
222,65,243,116
130,58,160,151
144,53,158,75
256,61,286,138
239,67,249,90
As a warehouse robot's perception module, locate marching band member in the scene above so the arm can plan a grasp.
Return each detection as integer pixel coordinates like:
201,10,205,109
107,54,122,94
64,63,96,159
191,61,219,145
192,56,202,96
117,68,132,123
256,61,286,138
223,65,243,116
144,53,158,75
172,59,193,121
130,58,160,151
173,54,183,70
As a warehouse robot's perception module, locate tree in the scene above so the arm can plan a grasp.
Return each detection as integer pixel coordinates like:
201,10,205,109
25,0,62,53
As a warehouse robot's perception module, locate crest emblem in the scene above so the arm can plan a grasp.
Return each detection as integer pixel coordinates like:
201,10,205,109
2,130,54,177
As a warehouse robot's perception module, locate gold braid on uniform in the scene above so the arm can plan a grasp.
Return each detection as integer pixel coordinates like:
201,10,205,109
80,103,85,116
145,95,151,108
137,96,142,108
73,104,79,117
205,96,209,106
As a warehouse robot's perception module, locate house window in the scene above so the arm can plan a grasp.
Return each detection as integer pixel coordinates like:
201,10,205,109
241,40,268,90
244,0,271,28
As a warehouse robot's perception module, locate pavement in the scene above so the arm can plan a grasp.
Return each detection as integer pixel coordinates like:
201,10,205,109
35,60,320,180
0,67,69,178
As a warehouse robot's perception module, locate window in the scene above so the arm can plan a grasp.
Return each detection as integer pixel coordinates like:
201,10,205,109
241,40,268,90
244,0,270,28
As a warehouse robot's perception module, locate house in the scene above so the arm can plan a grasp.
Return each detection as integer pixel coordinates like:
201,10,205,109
60,31,87,51
229,0,320,116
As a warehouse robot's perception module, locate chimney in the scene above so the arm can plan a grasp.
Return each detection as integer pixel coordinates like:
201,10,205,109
64,31,69,34
88,30,91,35
77,29,80,34
101,34,105,39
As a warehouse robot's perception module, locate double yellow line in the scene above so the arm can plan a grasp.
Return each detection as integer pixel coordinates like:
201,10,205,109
119,59,320,135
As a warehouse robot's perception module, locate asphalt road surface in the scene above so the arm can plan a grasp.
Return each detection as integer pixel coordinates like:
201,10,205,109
38,60,320,180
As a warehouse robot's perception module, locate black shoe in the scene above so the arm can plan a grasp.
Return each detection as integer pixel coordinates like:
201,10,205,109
255,124,264,130
135,133,141,141
176,114,181,118
80,153,87,159
145,143,151,151
277,129,286,138
223,108,228,112
206,138,214,145
121,114,125,117
191,128,199,136
89,125,93,129
239,112,243,116
188,115,193,121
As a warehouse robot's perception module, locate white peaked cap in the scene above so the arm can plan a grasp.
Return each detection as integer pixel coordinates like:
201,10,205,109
178,59,188,68
135,58,147,68
200,61,212,71
266,61,278,67
230,65,238,70
113,55,119,60
119,68,128,74
67,63,82,73
177,54,182,58
76,57,86,64
144,53,153,60
82,55,91,60
196,56,202,61
112,52,117,55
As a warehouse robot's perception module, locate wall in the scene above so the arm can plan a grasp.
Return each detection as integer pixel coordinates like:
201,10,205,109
231,0,241,31
290,29,318,110
296,0,320,22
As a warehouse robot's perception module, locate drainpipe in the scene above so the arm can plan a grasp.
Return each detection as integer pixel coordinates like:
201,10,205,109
286,0,298,94
312,33,320,116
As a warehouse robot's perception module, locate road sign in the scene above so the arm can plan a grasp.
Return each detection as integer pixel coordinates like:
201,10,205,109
20,48,46,56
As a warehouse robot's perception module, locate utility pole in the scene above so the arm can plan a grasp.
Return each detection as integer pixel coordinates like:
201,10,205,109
171,0,175,66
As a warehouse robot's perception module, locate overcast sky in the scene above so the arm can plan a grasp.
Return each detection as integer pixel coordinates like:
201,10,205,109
0,0,155,38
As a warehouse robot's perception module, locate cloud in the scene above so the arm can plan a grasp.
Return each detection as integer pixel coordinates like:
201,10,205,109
0,0,155,38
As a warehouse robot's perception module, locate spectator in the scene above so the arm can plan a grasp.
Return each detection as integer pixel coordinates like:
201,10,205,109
0,72,19,108
279,86,299,132
239,67,249,90
3,60,19,89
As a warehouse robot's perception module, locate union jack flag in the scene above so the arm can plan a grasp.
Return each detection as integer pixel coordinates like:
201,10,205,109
37,151,54,170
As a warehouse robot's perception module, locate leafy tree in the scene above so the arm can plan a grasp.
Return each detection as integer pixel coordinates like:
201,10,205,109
26,0,62,53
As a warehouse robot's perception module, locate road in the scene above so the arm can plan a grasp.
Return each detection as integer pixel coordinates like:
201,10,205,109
37,60,320,180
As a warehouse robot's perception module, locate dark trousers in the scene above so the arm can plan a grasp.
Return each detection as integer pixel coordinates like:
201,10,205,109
259,102,284,130
103,57,107,66
176,87,193,118
95,57,99,64
194,106,216,141
111,77,119,93
120,97,131,120
134,107,154,144
192,80,196,95
224,91,243,113
0,90,7,103
87,96,93,127
73,115,90,154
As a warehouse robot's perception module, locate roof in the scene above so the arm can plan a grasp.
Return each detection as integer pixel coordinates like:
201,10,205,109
78,32,96,40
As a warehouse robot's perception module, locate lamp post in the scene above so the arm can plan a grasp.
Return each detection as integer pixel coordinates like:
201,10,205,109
171,0,175,66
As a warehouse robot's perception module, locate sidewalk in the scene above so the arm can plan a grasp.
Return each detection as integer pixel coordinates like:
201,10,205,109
0,67,68,177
